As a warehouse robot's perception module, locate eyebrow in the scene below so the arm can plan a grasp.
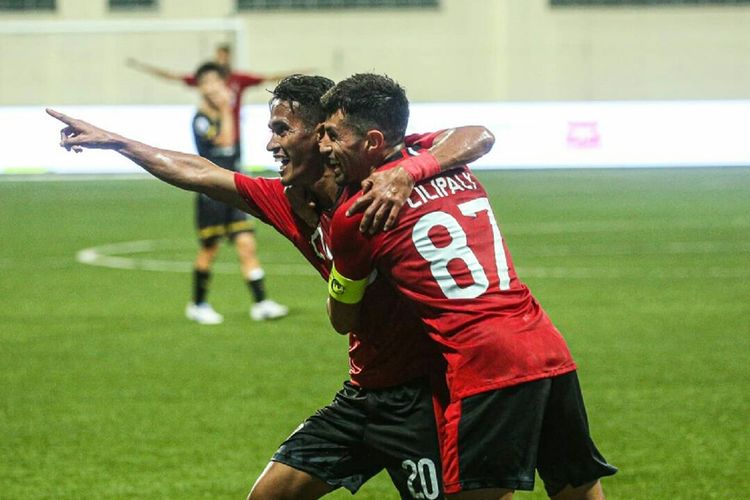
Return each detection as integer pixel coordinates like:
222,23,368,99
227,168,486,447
268,118,289,128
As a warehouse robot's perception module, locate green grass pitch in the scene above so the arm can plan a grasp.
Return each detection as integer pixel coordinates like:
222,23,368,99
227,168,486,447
1,168,748,499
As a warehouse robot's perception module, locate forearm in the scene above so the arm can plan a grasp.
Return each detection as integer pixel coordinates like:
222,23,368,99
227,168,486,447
120,138,245,208
214,105,236,148
346,126,495,233
398,126,495,184
135,62,183,82
429,126,495,169
117,138,215,191
264,72,291,82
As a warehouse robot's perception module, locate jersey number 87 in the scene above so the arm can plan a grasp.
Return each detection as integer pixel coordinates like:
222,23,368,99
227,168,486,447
411,197,511,300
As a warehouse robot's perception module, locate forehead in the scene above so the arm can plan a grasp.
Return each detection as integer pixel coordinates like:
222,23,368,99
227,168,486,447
197,71,223,84
269,99,305,125
324,109,350,131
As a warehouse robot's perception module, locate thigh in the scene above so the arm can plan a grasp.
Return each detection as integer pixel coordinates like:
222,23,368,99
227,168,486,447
367,379,445,500
226,205,256,240
248,461,334,500
536,371,618,497
271,383,384,495
442,380,552,495
196,193,229,243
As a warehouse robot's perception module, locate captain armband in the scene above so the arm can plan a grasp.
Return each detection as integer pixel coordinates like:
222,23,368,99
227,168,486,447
400,151,441,183
328,265,373,305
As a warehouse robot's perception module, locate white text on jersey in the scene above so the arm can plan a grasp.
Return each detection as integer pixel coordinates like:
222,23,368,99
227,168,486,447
406,171,478,210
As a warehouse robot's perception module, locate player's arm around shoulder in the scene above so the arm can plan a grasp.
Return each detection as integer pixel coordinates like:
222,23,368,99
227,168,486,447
326,201,374,334
348,126,495,234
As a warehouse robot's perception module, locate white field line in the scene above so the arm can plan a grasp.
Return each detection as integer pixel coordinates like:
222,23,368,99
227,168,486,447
73,239,750,279
76,240,317,276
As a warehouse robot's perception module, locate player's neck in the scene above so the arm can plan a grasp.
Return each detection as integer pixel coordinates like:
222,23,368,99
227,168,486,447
381,142,405,164
309,168,339,210
200,102,220,119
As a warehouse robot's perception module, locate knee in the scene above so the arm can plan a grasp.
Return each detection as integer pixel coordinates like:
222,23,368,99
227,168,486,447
247,477,284,500
198,244,220,259
246,480,276,500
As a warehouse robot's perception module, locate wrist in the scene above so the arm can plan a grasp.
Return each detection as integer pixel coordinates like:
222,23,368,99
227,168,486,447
116,136,143,153
400,151,441,183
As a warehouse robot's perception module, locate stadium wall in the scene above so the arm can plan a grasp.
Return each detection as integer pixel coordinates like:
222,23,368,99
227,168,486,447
1,0,749,105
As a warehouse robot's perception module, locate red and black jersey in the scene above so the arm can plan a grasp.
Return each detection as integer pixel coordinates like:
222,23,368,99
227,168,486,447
185,72,265,144
233,170,442,389
330,155,576,401
233,174,330,279
192,111,238,171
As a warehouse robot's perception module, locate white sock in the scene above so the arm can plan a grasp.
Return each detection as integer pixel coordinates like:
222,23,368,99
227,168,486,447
248,267,265,282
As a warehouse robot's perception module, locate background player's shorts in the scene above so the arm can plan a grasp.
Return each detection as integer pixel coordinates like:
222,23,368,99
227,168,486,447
272,378,444,499
441,370,617,495
195,193,255,246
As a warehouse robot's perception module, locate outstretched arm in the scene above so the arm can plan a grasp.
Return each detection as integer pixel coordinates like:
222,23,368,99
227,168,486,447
258,69,316,83
46,108,246,209
126,58,187,83
348,126,495,234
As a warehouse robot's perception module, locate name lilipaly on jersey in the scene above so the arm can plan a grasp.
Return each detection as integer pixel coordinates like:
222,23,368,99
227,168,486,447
405,170,479,210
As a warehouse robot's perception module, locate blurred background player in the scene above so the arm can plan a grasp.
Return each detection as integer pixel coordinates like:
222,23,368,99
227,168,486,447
187,62,287,324
127,43,297,160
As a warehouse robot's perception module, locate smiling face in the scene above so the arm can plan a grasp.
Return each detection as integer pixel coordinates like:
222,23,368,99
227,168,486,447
266,99,324,187
319,110,372,187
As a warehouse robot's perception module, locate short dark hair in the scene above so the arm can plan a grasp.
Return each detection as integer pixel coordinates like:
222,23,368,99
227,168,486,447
320,73,409,146
194,62,228,81
269,74,335,128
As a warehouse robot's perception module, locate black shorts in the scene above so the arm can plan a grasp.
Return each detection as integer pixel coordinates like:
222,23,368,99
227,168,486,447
272,378,444,499
441,370,617,495
195,193,255,246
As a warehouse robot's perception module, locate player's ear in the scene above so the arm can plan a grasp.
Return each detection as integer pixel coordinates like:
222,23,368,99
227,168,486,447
364,129,385,153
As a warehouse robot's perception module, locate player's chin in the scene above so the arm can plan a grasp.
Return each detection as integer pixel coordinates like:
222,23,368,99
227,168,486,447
282,171,305,188
333,173,348,187
332,168,347,186
278,165,292,184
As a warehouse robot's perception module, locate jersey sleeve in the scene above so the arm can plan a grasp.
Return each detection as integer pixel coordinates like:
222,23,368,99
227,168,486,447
404,129,447,151
182,75,197,87
330,199,375,281
233,172,297,230
231,72,265,90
